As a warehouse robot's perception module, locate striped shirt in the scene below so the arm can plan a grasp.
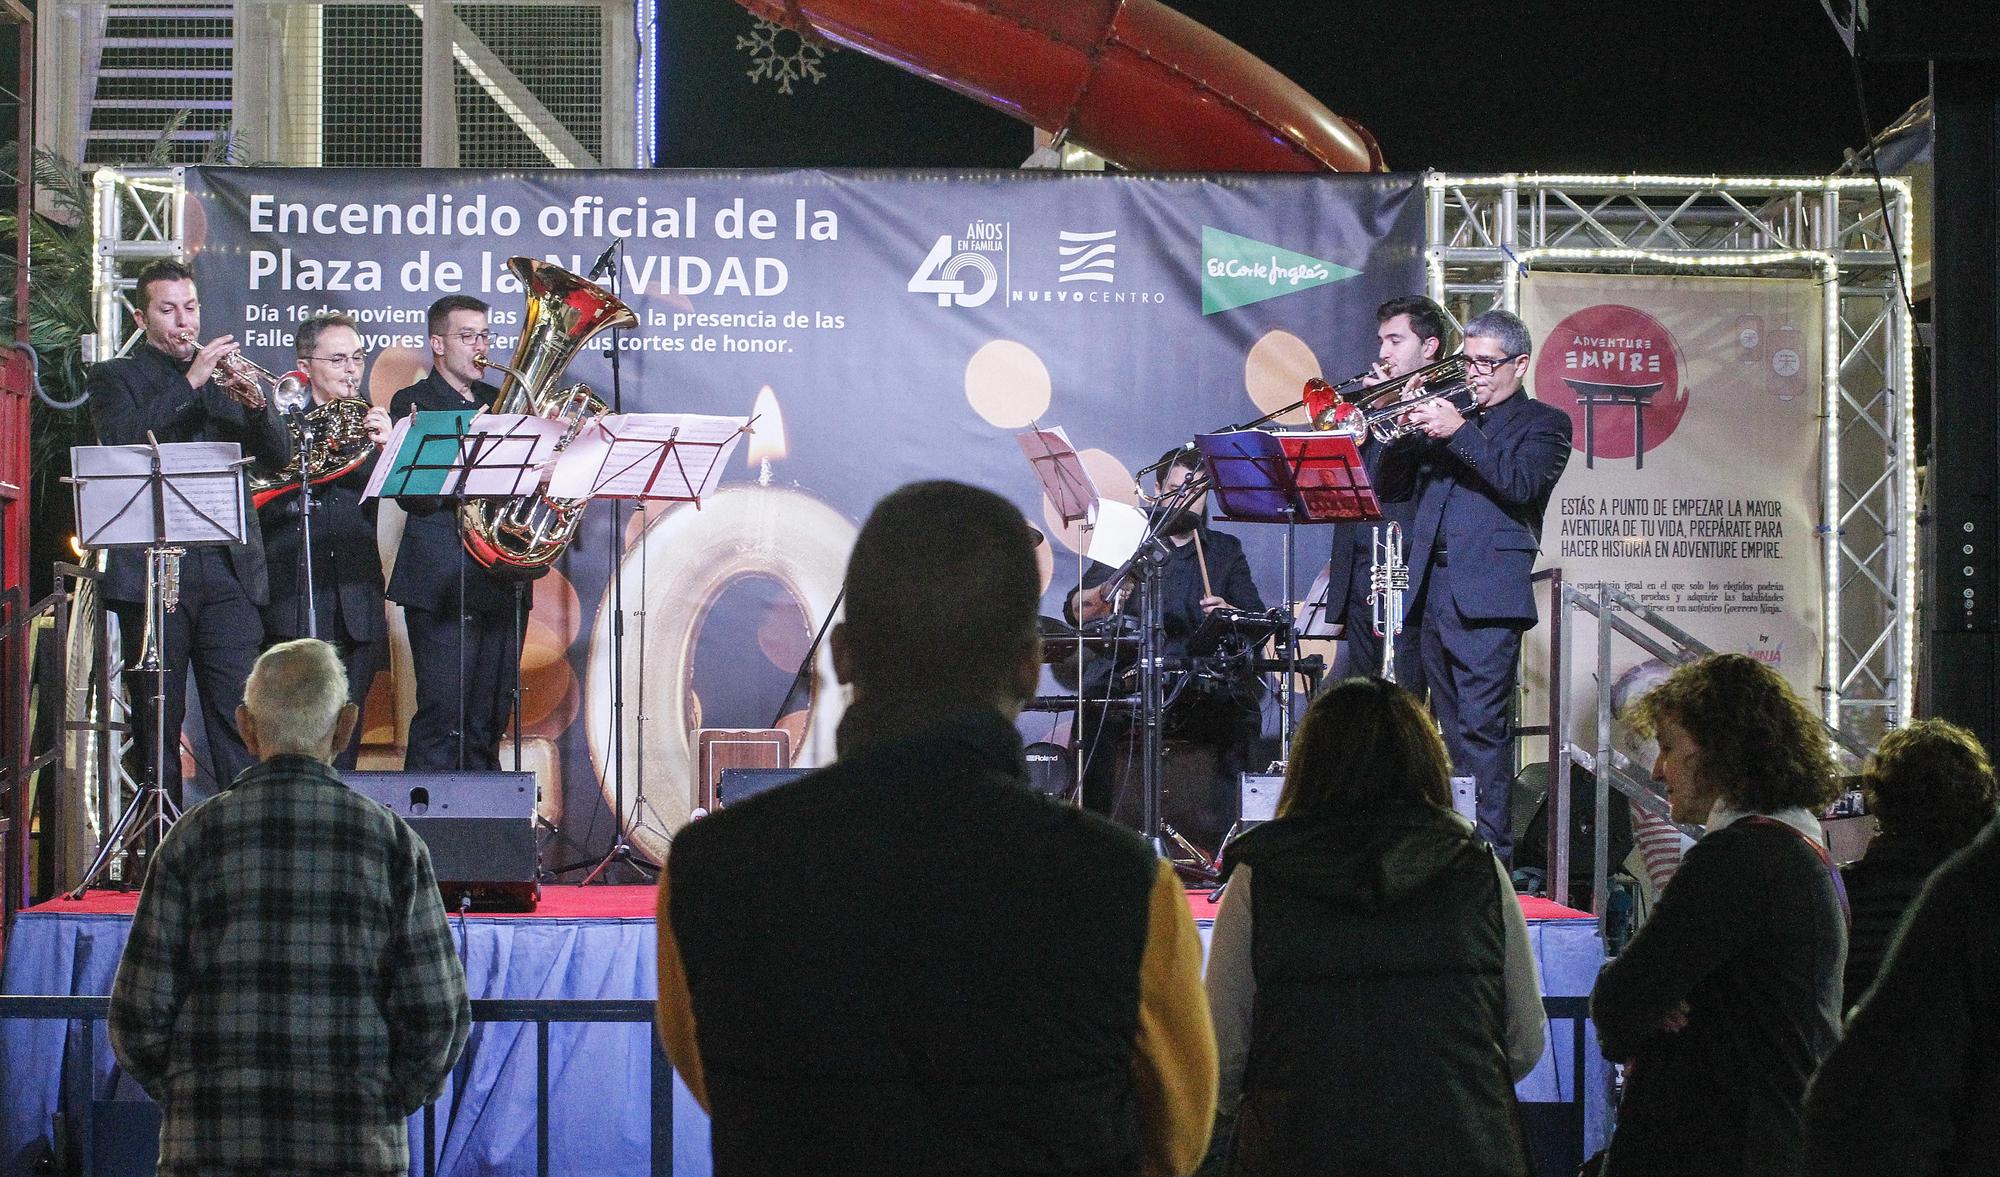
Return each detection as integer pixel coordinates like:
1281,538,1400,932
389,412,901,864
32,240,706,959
109,754,470,1176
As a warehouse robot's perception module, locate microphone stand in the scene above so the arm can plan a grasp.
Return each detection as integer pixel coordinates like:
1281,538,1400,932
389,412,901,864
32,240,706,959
290,400,319,640
581,238,654,883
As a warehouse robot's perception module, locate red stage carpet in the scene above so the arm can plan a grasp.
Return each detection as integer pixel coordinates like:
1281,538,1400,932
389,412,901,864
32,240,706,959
41,885,1590,923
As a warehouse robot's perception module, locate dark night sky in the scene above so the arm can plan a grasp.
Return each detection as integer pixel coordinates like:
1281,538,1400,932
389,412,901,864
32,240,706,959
658,0,1929,175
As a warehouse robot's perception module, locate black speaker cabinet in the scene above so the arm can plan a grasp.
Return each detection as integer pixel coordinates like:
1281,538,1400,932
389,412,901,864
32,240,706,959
345,771,539,911
715,767,811,807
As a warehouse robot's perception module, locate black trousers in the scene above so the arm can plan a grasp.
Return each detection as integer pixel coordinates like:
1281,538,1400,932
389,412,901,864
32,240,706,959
403,602,525,771
1416,556,1525,864
111,549,262,806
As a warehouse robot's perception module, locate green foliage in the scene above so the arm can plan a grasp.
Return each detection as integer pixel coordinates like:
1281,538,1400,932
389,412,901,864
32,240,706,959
0,115,262,490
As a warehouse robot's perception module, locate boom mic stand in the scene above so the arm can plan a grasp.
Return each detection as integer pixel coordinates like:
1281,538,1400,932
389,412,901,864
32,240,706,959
580,238,655,884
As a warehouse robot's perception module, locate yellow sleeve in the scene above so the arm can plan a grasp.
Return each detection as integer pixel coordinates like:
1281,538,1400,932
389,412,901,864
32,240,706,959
654,866,711,1112
1131,858,1219,1177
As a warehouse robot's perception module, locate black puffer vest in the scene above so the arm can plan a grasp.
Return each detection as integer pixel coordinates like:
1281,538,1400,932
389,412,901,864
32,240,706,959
1225,802,1529,1177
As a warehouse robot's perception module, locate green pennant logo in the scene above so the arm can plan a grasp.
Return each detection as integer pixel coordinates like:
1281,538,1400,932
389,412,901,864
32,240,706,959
1201,227,1360,315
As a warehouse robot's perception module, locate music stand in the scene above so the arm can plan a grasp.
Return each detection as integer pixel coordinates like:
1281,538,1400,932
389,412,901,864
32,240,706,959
1194,430,1382,760
67,436,250,894
545,412,749,883
1017,425,1106,801
367,409,564,777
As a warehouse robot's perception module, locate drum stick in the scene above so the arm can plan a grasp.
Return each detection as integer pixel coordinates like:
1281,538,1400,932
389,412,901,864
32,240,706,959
1192,528,1214,598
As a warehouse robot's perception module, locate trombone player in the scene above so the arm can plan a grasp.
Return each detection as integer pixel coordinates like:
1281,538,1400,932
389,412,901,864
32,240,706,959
85,258,296,805
255,311,396,768
1320,295,1446,692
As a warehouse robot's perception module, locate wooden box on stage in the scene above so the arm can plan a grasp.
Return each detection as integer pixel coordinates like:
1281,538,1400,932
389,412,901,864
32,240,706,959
696,728,792,811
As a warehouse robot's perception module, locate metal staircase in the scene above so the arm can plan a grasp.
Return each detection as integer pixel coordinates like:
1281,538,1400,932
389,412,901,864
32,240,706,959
79,2,233,163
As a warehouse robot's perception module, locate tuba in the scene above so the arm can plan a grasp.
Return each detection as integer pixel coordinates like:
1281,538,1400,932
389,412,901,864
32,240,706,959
460,257,637,574
249,396,377,507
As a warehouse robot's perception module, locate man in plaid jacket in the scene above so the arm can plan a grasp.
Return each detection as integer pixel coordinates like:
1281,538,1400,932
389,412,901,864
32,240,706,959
109,638,471,1176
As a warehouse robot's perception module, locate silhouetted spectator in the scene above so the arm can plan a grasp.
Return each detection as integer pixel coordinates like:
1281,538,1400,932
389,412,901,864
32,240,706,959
1203,676,1545,1176
1805,815,2000,1177
1840,719,1997,1010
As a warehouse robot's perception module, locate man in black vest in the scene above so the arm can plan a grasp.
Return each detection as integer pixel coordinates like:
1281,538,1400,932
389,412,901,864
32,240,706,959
386,295,538,771
656,480,1217,1177
1379,309,1573,864
1322,294,1446,691
257,311,394,768
87,258,296,803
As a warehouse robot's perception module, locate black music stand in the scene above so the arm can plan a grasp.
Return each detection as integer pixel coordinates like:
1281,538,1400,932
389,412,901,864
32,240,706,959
1195,430,1382,760
368,409,562,776
544,412,749,883
67,436,250,893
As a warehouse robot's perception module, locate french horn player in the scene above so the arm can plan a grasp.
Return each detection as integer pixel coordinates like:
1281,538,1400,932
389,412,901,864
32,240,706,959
252,311,391,770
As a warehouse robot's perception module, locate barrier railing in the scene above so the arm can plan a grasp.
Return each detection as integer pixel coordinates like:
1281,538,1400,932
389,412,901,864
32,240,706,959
1541,569,1871,916
4,992,1592,1174
0,995,674,1177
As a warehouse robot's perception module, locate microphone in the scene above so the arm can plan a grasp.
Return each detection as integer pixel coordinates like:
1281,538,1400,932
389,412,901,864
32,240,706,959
587,237,624,282
273,372,310,416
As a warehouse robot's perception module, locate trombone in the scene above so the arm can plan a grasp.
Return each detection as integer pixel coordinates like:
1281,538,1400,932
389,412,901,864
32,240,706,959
1306,353,1480,444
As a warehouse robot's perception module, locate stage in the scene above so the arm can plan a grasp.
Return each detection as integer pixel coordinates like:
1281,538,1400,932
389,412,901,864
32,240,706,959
3,885,1609,1175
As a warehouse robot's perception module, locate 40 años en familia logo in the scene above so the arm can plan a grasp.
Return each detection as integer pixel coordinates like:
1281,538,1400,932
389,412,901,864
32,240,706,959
908,220,1008,308
1201,227,1359,314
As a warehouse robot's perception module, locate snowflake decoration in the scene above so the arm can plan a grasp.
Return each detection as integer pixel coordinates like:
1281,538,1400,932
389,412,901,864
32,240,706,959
737,18,833,95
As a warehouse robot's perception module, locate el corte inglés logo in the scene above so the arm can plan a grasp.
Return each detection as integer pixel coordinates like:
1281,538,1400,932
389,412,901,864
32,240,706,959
1200,227,1359,314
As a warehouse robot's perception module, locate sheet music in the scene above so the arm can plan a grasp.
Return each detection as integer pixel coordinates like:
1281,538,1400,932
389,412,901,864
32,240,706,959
1015,425,1098,526
71,442,248,549
456,415,570,498
546,413,749,500
359,415,413,501
1085,499,1147,568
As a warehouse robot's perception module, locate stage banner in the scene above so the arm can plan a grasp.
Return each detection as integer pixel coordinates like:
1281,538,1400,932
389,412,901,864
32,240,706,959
184,166,1422,860
1521,271,1824,760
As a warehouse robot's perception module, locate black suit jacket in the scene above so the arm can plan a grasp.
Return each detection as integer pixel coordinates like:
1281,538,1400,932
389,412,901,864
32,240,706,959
86,342,297,606
384,371,539,616
1378,392,1572,625
258,444,385,644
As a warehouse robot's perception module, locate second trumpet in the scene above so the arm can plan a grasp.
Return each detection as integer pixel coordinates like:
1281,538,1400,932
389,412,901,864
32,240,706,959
177,331,301,411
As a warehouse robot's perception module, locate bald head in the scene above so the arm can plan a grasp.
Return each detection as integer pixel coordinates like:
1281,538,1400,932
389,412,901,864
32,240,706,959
237,639,357,763
833,481,1041,704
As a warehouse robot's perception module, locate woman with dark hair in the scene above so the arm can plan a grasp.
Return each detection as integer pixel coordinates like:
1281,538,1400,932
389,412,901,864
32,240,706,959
1590,653,1846,1177
1840,718,1997,1009
1202,677,1545,1177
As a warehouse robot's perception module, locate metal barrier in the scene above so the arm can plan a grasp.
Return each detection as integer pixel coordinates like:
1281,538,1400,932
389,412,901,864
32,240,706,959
4,991,1592,1176
1541,569,1872,916
0,995,674,1177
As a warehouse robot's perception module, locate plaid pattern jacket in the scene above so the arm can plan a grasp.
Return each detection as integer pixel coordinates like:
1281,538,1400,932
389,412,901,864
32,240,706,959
108,754,471,1176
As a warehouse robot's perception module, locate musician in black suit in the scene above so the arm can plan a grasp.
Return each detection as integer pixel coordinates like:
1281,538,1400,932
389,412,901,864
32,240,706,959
1379,309,1573,864
86,258,296,803
1066,449,1267,827
386,295,540,771
256,312,397,768
1322,295,1447,691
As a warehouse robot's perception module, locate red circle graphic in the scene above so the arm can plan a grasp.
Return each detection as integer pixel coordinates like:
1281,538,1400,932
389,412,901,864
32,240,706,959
1533,304,1687,462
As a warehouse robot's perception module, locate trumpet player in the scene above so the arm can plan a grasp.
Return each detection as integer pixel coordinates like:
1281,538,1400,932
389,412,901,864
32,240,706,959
85,258,297,806
255,312,394,768
1321,295,1445,692
1375,309,1572,866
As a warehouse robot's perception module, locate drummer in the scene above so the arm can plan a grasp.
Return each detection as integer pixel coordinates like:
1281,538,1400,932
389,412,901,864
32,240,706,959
1064,446,1267,827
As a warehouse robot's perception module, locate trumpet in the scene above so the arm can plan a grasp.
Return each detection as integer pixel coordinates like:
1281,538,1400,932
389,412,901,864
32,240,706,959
176,331,302,411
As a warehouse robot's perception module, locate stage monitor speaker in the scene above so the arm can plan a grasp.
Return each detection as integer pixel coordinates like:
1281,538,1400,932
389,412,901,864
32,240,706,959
696,728,792,811
345,771,538,911
716,767,811,807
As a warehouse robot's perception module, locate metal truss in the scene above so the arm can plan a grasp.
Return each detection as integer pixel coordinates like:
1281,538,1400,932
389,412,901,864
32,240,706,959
1427,173,1917,740
87,166,185,364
